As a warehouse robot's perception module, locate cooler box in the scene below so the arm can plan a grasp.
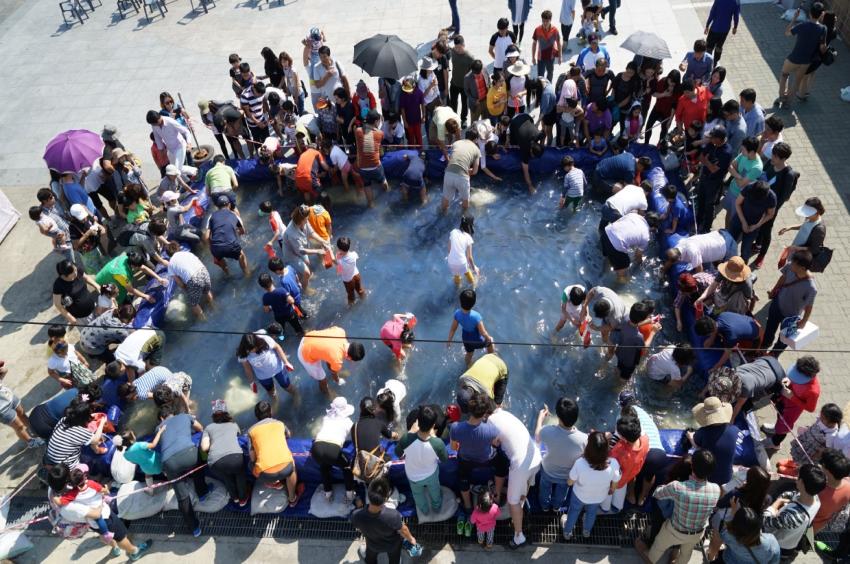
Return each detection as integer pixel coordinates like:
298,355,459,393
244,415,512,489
779,322,819,350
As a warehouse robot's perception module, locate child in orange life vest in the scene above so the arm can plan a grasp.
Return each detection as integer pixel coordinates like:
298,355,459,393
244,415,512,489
307,193,333,245
54,467,114,544
259,200,285,255
335,237,366,306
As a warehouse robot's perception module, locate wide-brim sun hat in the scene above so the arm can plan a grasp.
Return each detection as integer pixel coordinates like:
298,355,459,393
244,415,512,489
795,204,818,218
508,61,531,76
717,256,751,283
692,396,733,427
419,57,438,71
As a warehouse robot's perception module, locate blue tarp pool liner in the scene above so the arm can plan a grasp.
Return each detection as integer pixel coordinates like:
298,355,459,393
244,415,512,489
120,143,757,517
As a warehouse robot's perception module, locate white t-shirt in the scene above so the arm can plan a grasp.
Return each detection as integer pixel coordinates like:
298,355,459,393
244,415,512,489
476,132,498,170
447,229,473,270
381,121,405,140
83,161,103,194
560,0,577,25
569,456,622,504
488,409,542,471
492,34,515,69
761,134,783,160
238,335,285,381
402,437,442,482
562,284,584,324
47,342,78,375
646,345,682,382
329,145,349,170
605,213,650,253
167,251,205,282
312,60,345,99
579,49,606,73
418,73,439,104
675,231,727,271
115,329,157,371
264,86,286,104
337,251,359,282
606,184,648,216
314,415,353,446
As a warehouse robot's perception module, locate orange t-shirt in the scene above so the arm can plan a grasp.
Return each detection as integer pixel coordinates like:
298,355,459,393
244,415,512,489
813,479,850,532
610,435,649,488
308,206,332,241
300,326,349,372
295,149,324,192
355,128,383,169
248,419,294,476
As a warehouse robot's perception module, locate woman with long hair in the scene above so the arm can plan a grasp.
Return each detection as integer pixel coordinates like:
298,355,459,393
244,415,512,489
560,431,621,539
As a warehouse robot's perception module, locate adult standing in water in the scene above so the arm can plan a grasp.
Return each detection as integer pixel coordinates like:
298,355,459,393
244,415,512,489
509,112,545,194
297,326,365,396
281,205,332,294
440,132,480,213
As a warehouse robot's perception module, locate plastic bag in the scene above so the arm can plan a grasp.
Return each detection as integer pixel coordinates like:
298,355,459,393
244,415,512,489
841,86,850,103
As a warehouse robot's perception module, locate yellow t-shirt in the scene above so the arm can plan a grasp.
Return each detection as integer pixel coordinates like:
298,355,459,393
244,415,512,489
486,84,507,117
459,354,508,397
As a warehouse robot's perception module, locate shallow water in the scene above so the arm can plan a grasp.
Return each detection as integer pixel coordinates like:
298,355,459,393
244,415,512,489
132,175,700,437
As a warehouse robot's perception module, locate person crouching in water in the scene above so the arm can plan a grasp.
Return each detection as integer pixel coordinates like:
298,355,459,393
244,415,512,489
380,313,417,364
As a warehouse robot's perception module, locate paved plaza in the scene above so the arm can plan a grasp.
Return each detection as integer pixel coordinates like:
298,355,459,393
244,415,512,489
0,0,848,561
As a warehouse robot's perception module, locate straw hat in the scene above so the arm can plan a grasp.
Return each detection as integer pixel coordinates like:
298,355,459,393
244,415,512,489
326,396,355,419
111,148,127,160
419,57,438,71
316,97,330,110
508,60,531,76
692,396,733,427
401,78,415,93
717,256,751,283
197,100,210,114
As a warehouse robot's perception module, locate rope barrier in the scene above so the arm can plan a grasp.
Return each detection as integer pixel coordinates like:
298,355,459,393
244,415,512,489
1,318,843,354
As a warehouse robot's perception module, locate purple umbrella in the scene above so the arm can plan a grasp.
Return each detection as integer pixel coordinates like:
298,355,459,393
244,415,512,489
43,129,104,174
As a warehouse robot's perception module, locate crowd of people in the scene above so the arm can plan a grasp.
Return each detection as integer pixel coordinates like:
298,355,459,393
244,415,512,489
3,0,847,562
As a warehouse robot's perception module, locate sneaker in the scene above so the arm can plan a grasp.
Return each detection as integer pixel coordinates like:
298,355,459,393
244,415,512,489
111,546,122,557
463,520,473,537
760,423,776,435
238,497,249,508
345,490,356,503
100,531,115,545
324,489,334,502
560,514,572,541
26,437,45,449
456,518,466,535
129,540,152,561
608,28,618,35
192,526,202,538
582,529,591,538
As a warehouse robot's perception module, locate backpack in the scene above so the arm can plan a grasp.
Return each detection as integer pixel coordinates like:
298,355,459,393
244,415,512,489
810,246,832,273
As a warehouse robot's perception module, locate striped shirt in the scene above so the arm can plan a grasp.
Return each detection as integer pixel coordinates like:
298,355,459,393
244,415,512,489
763,495,821,550
355,127,383,170
240,86,267,125
654,479,720,533
561,168,587,198
45,417,94,466
133,366,173,399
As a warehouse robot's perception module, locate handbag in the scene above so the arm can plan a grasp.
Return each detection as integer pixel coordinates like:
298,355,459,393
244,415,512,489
810,246,832,273
351,422,387,484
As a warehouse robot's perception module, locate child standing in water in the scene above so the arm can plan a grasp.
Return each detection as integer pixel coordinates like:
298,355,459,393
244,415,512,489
335,237,366,306
446,289,496,367
380,313,417,363
447,215,479,287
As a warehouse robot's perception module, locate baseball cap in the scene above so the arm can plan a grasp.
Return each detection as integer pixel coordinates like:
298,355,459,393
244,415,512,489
69,204,88,221
215,194,231,207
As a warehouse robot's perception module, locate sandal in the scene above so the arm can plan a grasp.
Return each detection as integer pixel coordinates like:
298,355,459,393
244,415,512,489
288,483,305,508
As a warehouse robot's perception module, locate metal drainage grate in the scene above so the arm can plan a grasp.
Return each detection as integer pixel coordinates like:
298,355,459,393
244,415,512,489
7,496,648,548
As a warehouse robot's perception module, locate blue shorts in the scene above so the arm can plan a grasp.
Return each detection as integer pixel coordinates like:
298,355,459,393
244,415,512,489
359,165,386,186
258,370,291,392
211,244,243,261
461,331,488,353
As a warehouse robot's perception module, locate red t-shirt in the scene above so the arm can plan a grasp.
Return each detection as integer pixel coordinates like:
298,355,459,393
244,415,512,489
814,479,850,532
532,25,560,60
651,79,682,116
610,435,649,488
675,86,711,129
775,377,820,434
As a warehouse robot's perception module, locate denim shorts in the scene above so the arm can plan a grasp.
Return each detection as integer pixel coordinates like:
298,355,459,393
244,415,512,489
257,370,291,392
358,165,386,186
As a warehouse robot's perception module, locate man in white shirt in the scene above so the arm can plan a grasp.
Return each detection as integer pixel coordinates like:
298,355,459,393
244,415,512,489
114,328,164,380
311,46,350,109
146,111,191,171
488,407,542,550
598,182,651,233
663,229,737,273
165,242,213,320
602,212,659,282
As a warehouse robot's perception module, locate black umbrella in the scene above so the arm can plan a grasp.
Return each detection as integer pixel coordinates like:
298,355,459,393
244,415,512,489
353,34,419,79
